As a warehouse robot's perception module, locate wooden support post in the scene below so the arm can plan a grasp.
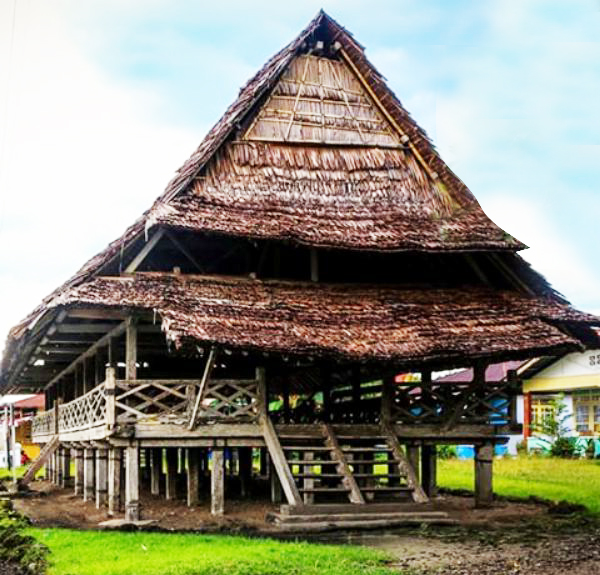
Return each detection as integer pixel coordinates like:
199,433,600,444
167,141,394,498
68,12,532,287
108,447,122,516
211,447,225,515
523,392,532,440
96,447,108,508
238,447,252,499
83,447,95,502
125,443,140,521
74,449,83,495
125,318,137,381
282,381,291,423
474,442,494,508
303,450,314,504
62,448,71,487
270,461,283,504
150,448,161,496
165,448,178,500
187,448,200,507
406,444,420,483
421,444,437,498
57,447,64,487
105,367,116,429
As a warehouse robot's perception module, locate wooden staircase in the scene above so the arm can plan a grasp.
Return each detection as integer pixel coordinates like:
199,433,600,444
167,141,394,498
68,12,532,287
20,436,59,486
270,423,427,506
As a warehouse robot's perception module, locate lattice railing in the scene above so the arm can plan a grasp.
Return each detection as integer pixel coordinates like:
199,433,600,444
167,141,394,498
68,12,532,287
58,383,107,432
197,379,259,421
115,379,194,424
31,410,55,438
390,380,518,427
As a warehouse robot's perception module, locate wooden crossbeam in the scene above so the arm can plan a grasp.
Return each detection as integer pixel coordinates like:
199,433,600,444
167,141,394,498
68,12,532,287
45,321,127,390
125,228,165,273
188,347,217,430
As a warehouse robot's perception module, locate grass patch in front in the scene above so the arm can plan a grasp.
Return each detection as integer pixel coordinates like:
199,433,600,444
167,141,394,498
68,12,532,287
30,529,394,575
438,455,600,513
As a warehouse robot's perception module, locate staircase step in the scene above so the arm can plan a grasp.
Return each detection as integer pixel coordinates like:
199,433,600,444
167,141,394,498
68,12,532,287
292,473,341,478
341,447,393,452
360,486,413,493
272,516,457,531
347,459,400,465
353,473,405,478
298,487,349,493
287,459,339,465
270,510,451,524
282,446,331,451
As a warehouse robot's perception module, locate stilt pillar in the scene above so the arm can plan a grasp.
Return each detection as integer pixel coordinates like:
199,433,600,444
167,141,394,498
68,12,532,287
125,443,140,521
96,447,108,508
53,451,60,485
269,456,282,504
150,448,161,496
83,447,95,502
108,447,122,516
474,442,494,508
239,447,252,499
186,448,200,507
165,448,178,500
57,447,65,487
406,443,420,482
421,444,437,498
74,449,84,495
62,448,71,488
211,447,225,515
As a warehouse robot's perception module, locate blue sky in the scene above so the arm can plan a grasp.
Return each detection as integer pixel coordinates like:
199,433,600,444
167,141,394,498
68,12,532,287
1,0,600,347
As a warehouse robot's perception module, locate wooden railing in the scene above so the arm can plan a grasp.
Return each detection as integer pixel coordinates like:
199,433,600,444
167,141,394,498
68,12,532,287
31,375,262,439
31,410,55,438
389,379,518,427
59,383,107,432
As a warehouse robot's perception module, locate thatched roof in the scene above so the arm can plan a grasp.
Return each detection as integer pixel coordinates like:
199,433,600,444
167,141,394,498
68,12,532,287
4,273,595,373
2,11,598,391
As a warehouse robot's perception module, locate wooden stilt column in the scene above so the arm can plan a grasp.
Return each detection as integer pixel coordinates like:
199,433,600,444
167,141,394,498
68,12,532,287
57,447,65,487
83,447,95,502
187,448,200,507
62,448,71,488
421,444,437,498
108,447,122,516
474,442,494,508
238,447,252,499
96,447,108,508
270,456,282,504
211,447,225,515
150,448,161,496
406,444,420,482
74,449,84,495
165,448,178,500
125,443,140,521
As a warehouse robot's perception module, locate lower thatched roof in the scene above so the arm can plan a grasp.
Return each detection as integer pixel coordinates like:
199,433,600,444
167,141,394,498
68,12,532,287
6,273,591,374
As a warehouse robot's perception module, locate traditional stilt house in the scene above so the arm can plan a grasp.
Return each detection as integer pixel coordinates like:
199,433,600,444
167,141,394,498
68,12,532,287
2,12,598,527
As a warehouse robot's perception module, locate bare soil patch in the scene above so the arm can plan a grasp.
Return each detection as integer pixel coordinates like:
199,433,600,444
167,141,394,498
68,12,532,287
14,481,600,574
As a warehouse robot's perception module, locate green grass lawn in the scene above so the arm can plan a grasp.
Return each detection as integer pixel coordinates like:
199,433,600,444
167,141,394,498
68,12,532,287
29,529,393,575
438,455,600,513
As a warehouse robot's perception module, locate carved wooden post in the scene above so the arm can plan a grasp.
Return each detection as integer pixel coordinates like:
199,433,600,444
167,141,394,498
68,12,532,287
53,399,60,436
211,447,225,515
96,446,108,508
256,367,267,417
105,367,116,429
381,376,393,425
83,447,95,502
475,442,494,508
125,443,140,521
108,447,122,516
150,448,161,496
165,448,178,500
187,448,200,507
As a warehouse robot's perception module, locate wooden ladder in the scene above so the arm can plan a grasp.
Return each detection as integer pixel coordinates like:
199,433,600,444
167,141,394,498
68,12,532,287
20,436,60,486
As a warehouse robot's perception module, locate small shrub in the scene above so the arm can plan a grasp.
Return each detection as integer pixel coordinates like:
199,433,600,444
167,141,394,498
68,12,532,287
550,436,578,458
437,445,457,459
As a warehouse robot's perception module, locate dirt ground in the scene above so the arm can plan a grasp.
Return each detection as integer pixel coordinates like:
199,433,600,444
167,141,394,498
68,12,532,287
14,481,600,574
